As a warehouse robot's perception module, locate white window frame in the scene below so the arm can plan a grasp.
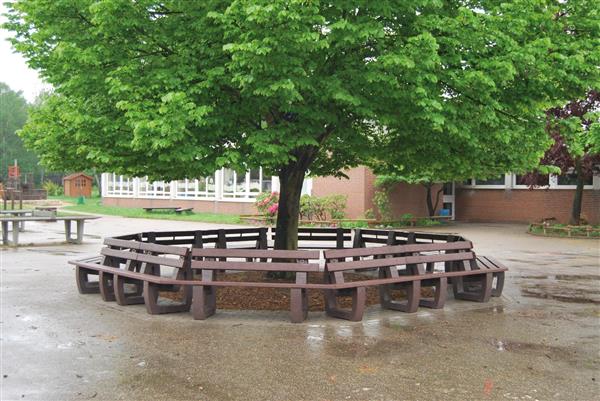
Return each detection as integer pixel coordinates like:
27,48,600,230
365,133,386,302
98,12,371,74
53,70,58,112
552,173,595,190
101,168,310,201
461,174,508,189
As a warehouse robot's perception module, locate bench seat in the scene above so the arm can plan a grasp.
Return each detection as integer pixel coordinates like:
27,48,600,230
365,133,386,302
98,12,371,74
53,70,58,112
189,248,320,323
323,241,507,321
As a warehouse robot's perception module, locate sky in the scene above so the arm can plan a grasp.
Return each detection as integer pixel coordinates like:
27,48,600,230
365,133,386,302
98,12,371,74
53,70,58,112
0,4,50,103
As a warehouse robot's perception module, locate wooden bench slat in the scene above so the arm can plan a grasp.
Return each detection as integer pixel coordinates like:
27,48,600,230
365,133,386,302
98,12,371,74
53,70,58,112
191,260,320,272
324,241,473,259
100,248,185,268
70,259,506,290
326,251,474,272
191,248,320,259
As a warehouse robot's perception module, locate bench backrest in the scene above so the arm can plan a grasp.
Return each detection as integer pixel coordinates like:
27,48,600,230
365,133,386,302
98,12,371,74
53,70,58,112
353,228,464,247
190,248,320,273
101,239,189,270
271,227,351,249
125,228,268,248
324,241,474,273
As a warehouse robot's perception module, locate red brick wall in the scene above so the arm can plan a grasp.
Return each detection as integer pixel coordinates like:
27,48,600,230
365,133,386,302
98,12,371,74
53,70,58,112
312,167,370,218
456,188,600,224
387,182,444,218
102,197,258,215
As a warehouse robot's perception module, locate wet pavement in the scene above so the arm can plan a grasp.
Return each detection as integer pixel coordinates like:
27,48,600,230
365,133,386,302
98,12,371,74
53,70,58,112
1,217,599,400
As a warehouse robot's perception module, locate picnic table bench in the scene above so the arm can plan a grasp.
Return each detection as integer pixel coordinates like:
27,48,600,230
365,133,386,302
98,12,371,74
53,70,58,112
1,215,100,246
142,207,193,214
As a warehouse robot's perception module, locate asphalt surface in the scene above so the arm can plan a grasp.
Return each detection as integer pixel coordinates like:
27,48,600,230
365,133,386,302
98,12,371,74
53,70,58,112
1,216,599,400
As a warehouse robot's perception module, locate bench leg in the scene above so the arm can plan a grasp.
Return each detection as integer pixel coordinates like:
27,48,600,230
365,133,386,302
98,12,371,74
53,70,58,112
324,287,366,322
419,277,447,309
99,271,116,302
76,266,100,294
380,280,421,313
11,221,19,245
75,220,84,244
1,221,8,245
290,272,309,323
453,273,493,302
191,285,216,320
113,275,144,305
492,272,505,297
64,220,73,243
143,282,192,315
19,221,25,232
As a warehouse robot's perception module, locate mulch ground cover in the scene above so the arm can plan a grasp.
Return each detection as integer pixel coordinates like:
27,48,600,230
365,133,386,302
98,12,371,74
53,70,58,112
160,271,433,311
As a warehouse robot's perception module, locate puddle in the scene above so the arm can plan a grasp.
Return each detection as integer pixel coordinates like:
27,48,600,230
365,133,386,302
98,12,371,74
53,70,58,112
490,339,572,360
521,287,600,304
555,275,600,281
26,249,84,256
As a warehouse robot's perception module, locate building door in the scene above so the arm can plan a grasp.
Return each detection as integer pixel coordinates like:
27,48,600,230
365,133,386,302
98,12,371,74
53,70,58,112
442,182,455,220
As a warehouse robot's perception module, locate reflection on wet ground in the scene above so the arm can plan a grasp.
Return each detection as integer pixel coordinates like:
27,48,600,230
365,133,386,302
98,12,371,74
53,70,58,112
2,219,600,400
518,273,600,304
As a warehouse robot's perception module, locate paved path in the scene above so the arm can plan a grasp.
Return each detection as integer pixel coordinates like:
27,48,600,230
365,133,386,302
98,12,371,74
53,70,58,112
1,217,599,400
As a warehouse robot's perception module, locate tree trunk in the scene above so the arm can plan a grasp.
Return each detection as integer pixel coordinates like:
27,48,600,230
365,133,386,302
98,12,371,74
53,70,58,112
425,184,434,216
94,173,102,198
569,160,585,225
424,183,443,217
274,165,306,250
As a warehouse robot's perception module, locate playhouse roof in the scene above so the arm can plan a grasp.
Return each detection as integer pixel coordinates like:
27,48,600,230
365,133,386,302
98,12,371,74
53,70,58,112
63,172,93,181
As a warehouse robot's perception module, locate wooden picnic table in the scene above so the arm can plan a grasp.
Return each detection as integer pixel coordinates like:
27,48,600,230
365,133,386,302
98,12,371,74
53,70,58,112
0,215,100,246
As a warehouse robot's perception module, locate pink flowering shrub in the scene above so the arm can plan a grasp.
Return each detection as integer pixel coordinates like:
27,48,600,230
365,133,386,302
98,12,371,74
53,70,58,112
255,191,279,224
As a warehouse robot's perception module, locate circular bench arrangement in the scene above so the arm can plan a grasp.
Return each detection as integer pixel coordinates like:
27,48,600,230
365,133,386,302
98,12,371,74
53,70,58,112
71,227,507,323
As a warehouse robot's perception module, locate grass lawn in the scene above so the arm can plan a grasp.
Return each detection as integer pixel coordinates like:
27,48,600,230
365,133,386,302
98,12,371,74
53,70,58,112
48,196,242,225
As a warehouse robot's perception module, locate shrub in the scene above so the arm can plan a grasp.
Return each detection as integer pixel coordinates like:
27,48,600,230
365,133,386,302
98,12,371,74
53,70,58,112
323,195,346,220
255,192,279,224
300,194,347,221
43,180,62,196
372,189,393,221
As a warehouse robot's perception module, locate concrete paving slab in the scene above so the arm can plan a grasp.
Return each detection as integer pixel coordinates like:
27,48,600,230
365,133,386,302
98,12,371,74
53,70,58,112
1,217,599,400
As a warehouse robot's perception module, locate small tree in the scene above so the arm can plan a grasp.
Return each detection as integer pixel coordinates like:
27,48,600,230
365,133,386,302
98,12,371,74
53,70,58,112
522,91,600,225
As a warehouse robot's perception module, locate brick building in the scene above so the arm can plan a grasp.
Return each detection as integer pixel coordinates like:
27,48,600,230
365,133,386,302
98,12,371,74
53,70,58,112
102,166,600,224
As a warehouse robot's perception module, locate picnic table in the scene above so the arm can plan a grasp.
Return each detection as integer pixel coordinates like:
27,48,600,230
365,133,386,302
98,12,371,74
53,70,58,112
0,210,35,232
0,215,100,246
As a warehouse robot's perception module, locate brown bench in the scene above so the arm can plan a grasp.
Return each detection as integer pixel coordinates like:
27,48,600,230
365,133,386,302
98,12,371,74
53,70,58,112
322,241,507,321
271,227,351,249
190,248,321,322
142,207,193,214
71,239,192,314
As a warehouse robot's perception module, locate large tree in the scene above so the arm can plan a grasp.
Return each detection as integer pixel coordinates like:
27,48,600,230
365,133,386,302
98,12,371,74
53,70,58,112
5,1,598,248
0,82,40,183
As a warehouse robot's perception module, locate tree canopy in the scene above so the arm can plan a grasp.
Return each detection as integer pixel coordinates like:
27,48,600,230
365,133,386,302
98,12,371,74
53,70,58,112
0,82,40,182
5,0,599,246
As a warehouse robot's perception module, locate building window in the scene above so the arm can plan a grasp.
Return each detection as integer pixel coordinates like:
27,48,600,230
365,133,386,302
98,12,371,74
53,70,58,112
462,175,506,188
138,177,171,198
556,174,593,187
513,174,549,188
475,176,505,186
105,174,134,196
174,177,217,199
221,168,263,199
